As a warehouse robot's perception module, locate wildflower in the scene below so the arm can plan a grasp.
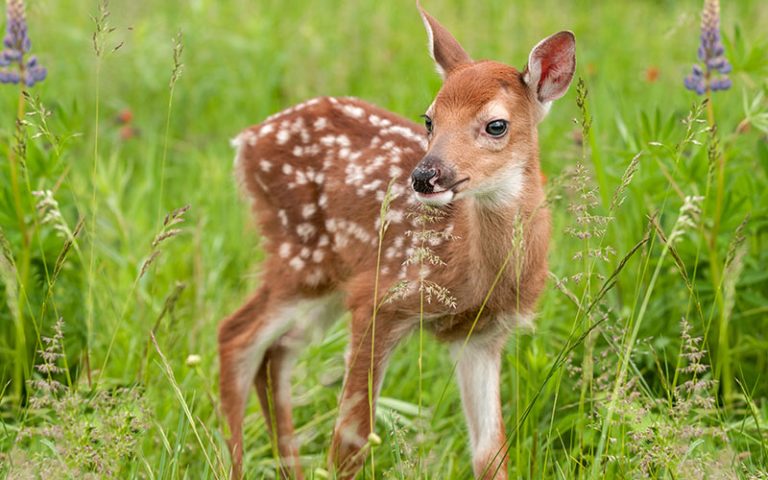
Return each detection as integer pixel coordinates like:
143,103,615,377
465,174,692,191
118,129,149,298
313,468,330,479
115,108,134,124
1,0,47,86
185,354,201,367
645,66,660,83
367,432,382,446
684,0,731,95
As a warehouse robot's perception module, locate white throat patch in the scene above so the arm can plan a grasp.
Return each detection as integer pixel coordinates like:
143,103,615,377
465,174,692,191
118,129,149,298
467,162,526,208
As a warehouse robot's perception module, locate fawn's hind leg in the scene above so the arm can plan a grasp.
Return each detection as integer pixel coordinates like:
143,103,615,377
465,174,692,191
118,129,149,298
253,341,303,479
253,294,343,479
218,286,298,478
219,285,342,479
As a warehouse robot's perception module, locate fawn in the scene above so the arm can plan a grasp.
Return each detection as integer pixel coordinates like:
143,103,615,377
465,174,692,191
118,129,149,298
219,4,575,479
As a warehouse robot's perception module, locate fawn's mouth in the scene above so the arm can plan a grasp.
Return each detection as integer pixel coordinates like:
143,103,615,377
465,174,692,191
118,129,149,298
414,177,470,206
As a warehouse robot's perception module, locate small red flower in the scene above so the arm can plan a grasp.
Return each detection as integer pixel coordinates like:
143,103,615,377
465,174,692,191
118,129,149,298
645,66,660,83
116,109,134,124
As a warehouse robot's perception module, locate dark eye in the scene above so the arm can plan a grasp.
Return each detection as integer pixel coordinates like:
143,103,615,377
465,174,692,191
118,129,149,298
485,119,508,137
421,114,433,134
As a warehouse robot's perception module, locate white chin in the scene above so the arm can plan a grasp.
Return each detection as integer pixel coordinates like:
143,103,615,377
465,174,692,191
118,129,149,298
414,190,454,207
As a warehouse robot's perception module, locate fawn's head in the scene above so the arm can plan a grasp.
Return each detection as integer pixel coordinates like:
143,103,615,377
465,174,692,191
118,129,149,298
411,6,576,207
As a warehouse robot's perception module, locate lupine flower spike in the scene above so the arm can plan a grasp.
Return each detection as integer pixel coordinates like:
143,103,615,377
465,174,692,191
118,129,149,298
0,0,46,86
684,0,731,95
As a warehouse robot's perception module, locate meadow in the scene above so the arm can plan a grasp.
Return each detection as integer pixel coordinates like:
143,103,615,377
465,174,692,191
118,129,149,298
1,0,767,478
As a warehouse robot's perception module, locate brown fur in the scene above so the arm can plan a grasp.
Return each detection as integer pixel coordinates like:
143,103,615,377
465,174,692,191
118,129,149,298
219,7,574,479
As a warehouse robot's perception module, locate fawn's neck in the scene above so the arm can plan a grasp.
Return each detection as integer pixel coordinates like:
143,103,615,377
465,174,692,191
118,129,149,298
445,160,545,303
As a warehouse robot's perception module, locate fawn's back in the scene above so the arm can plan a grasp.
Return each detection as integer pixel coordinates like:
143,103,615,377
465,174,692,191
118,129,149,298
233,96,427,295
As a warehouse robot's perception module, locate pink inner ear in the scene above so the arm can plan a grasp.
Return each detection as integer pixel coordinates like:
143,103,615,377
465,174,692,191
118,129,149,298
531,32,575,103
538,56,555,86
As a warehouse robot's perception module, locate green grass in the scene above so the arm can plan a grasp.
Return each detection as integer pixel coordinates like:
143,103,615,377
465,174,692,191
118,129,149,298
1,0,768,478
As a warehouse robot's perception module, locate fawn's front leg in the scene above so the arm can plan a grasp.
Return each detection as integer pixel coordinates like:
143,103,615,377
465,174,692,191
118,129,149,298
328,306,408,479
452,334,509,479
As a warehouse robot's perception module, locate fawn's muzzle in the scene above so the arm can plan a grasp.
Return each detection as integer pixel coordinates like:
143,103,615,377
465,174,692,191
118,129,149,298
411,165,440,194
411,154,456,195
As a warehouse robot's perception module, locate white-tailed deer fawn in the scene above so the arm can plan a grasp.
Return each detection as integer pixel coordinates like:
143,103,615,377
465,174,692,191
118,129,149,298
219,4,575,479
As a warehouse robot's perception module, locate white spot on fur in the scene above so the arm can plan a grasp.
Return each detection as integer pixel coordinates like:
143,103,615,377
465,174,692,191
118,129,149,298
389,165,403,179
289,256,305,271
296,223,316,242
314,117,328,130
312,249,325,263
282,163,294,175
259,160,272,172
278,210,289,228
362,179,383,193
304,268,325,286
341,104,365,118
289,117,305,134
259,124,275,137
279,242,292,259
243,131,258,146
327,218,375,249
381,125,423,146
386,209,404,224
302,204,317,219
276,129,290,145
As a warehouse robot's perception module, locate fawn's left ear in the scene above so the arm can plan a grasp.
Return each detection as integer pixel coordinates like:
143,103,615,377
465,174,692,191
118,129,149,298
418,3,472,79
523,31,576,114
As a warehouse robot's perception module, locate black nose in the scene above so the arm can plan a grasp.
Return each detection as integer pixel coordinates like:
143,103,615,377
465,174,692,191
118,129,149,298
411,166,440,194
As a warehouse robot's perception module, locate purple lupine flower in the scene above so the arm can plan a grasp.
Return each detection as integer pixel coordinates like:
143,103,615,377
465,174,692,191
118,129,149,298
684,0,731,95
0,0,46,86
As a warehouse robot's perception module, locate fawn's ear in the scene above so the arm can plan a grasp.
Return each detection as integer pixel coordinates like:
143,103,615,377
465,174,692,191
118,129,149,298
418,4,472,79
523,31,576,113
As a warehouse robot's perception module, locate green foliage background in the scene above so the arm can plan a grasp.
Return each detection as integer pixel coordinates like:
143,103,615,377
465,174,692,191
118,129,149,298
1,0,767,478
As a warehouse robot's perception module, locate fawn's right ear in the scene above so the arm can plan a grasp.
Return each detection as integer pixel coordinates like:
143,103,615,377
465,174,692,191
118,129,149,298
522,31,576,116
418,3,472,79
